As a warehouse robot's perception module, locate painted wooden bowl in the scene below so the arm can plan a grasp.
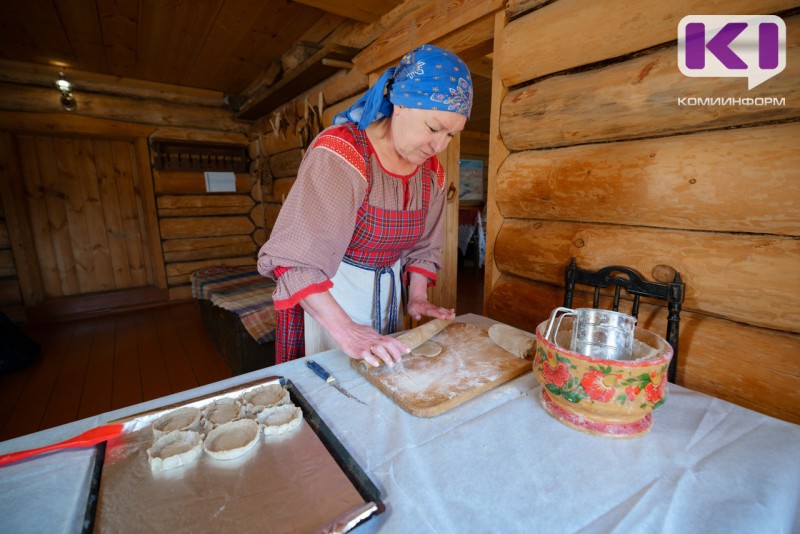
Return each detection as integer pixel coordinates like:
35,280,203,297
533,318,673,438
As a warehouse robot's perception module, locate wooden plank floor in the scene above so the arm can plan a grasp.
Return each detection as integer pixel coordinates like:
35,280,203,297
0,301,231,442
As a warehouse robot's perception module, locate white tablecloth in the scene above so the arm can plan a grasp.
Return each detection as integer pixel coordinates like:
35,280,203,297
1,314,798,533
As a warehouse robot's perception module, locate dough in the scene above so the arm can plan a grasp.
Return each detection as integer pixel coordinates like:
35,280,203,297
147,430,203,471
242,384,289,414
488,324,536,360
203,419,260,460
411,340,443,358
202,398,244,430
258,404,303,436
152,406,201,438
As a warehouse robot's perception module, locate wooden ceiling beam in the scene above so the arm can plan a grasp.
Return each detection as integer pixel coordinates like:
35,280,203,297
291,0,401,24
353,0,504,75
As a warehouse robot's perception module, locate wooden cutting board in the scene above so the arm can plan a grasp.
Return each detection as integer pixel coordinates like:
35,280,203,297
351,321,531,417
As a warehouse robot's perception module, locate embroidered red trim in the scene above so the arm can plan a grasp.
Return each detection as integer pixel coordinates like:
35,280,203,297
273,279,334,311
405,265,437,286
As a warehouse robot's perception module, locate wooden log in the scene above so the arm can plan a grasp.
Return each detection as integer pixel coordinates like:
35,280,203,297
493,220,800,333
268,177,295,203
0,111,156,138
0,59,225,106
269,148,304,178
505,0,550,19
251,127,304,157
159,216,254,240
249,204,265,232
157,194,254,217
498,0,797,86
353,0,504,74
322,67,369,107
486,274,800,424
484,12,511,311
496,123,800,236
150,128,247,145
0,82,247,133
153,172,252,194
322,94,358,127
162,236,256,263
165,256,255,281
500,18,800,150
431,13,495,64
265,204,282,231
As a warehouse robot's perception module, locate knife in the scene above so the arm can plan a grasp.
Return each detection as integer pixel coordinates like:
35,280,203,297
306,360,367,405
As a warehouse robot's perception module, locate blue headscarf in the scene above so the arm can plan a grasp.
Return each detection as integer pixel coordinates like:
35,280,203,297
333,44,473,130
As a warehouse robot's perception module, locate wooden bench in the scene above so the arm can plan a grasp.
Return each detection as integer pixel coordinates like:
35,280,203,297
191,266,276,375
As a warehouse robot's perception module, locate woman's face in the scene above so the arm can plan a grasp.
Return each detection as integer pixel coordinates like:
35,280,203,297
390,106,468,165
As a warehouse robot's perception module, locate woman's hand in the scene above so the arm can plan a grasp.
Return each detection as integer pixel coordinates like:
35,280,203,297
406,271,456,321
406,297,455,322
336,323,409,368
300,291,408,367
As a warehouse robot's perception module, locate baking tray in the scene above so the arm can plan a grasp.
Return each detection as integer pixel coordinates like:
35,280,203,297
90,376,383,532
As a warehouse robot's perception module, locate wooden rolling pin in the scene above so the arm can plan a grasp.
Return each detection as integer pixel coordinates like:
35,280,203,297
396,319,453,351
358,319,453,371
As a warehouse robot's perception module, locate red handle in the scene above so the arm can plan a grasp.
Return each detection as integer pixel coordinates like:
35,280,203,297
0,423,124,467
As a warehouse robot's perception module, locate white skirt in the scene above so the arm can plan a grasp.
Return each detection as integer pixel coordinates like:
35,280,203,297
304,259,401,356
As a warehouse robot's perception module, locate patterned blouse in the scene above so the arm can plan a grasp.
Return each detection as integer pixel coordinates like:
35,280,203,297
257,124,448,312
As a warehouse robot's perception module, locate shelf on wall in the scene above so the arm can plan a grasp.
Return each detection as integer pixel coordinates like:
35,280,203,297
151,139,249,173
236,44,359,121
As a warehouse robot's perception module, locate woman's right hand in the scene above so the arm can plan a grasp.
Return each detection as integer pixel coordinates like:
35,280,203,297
300,291,409,367
338,322,409,367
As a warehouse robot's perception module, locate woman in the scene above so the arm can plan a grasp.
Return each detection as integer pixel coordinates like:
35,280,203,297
257,44,473,367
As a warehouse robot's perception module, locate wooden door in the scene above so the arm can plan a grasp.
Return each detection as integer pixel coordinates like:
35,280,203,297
12,134,161,302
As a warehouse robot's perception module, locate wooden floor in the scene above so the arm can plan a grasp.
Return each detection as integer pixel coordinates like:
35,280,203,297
0,301,231,443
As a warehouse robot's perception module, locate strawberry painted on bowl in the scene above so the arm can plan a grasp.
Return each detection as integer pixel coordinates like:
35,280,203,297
533,317,673,438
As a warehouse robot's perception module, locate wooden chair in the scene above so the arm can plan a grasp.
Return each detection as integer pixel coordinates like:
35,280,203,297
563,257,685,383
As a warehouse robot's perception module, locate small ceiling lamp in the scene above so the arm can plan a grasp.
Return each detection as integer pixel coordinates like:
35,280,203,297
55,72,76,111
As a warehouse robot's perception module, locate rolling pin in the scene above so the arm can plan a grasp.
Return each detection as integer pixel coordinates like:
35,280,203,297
357,319,453,371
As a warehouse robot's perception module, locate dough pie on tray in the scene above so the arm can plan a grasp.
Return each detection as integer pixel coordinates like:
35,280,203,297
203,419,260,460
257,404,303,436
202,397,244,430
146,430,203,471
242,383,289,414
151,406,201,438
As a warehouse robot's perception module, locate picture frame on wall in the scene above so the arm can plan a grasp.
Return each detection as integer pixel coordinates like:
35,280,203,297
459,159,484,202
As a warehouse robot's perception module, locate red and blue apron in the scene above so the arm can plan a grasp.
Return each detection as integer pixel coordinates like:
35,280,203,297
275,123,433,362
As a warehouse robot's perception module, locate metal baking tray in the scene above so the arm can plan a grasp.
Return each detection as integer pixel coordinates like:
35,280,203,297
89,376,383,532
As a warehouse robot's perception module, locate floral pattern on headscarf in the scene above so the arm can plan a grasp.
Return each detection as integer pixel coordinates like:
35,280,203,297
391,45,473,117
333,44,473,129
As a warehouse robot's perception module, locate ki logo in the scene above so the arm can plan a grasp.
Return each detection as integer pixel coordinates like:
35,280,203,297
678,15,786,90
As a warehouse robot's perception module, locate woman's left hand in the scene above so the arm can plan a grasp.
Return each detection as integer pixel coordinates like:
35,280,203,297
407,297,455,322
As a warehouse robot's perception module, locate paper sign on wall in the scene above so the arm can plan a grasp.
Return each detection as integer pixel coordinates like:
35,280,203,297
204,172,237,192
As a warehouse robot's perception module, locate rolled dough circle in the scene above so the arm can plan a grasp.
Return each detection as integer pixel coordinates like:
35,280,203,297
411,340,443,358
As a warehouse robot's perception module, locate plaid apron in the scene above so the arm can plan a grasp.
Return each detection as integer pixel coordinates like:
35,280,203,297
275,123,433,362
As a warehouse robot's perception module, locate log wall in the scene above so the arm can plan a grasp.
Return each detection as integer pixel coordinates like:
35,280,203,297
488,1,800,423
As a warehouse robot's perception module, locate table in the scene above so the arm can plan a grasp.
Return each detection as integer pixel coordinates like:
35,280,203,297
2,314,798,533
